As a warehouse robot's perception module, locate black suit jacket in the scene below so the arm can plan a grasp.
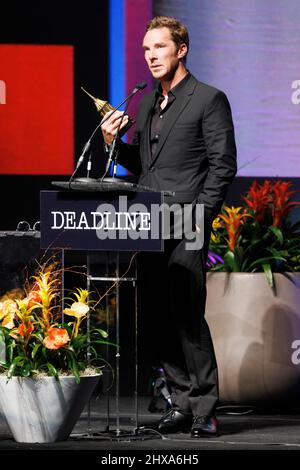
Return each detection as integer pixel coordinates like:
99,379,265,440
118,74,237,221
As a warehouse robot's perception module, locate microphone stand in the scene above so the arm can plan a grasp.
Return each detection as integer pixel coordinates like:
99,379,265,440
68,141,92,187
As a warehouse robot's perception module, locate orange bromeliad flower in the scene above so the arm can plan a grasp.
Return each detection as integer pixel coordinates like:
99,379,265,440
219,206,252,252
271,180,300,227
43,327,70,350
27,290,42,309
28,268,60,331
243,180,272,222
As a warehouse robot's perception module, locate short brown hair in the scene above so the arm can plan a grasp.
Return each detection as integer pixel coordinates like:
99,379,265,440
145,16,189,54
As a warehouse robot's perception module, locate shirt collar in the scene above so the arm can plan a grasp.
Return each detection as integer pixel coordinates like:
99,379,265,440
155,71,191,99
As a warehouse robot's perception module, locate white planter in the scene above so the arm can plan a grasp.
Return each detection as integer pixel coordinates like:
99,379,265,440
0,374,100,443
206,272,300,406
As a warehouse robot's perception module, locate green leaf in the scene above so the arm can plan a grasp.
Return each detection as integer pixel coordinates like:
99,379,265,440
67,350,80,383
269,226,284,245
233,246,244,271
247,256,285,271
31,343,41,360
7,356,25,378
7,343,15,364
46,362,58,378
267,247,288,259
91,340,117,348
87,345,98,359
0,329,6,363
21,361,32,377
224,250,235,271
91,328,109,339
262,263,273,287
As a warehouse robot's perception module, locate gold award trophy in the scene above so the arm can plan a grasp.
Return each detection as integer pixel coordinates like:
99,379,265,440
81,87,134,137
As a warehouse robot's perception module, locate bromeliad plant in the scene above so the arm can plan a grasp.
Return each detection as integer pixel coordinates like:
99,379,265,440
0,262,114,382
208,180,300,287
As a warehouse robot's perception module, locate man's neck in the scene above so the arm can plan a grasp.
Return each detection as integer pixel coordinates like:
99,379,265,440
160,64,188,96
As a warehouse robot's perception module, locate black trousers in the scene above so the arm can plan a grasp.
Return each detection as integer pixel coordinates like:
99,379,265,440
138,235,219,418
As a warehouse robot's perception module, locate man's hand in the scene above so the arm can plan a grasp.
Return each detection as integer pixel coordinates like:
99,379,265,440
101,111,129,145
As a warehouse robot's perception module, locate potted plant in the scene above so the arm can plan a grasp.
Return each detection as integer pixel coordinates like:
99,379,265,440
206,180,300,407
0,260,114,443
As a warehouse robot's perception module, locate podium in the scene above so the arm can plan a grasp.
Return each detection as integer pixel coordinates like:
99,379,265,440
40,187,164,439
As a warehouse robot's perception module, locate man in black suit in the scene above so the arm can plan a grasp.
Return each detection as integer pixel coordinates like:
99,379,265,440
101,16,237,437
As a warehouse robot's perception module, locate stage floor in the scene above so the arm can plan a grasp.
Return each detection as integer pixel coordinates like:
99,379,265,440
1,397,300,453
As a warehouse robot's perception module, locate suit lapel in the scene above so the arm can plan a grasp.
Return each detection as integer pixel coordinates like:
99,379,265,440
150,75,198,166
139,91,156,159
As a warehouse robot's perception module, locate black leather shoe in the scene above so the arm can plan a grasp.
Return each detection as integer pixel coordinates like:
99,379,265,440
157,409,193,434
191,415,219,438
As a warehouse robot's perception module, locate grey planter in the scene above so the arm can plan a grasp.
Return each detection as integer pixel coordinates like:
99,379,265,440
206,272,300,407
0,374,101,442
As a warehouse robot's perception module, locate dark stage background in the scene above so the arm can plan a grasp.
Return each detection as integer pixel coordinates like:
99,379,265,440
0,0,109,229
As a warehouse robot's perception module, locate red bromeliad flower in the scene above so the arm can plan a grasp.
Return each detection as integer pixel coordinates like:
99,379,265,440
43,327,70,350
271,180,300,227
219,206,252,252
243,180,272,223
16,322,34,337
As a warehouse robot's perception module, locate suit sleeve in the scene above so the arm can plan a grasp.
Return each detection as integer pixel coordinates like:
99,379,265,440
197,91,237,221
115,131,142,176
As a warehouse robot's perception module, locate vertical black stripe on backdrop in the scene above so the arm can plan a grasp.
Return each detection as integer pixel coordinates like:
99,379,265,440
0,0,109,229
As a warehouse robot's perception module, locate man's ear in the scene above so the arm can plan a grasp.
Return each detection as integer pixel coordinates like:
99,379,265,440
178,43,188,60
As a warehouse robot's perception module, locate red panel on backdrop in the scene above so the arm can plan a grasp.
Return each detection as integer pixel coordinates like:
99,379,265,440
0,45,74,175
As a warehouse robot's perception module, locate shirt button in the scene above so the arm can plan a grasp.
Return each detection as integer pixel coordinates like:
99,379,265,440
149,167,155,172
160,115,163,119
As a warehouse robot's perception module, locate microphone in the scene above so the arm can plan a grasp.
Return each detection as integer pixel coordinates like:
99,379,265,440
133,82,147,91
69,82,147,184
97,81,147,129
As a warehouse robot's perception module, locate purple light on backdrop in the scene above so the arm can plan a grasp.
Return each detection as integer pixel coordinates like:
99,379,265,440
154,0,300,177
125,0,153,144
109,0,152,175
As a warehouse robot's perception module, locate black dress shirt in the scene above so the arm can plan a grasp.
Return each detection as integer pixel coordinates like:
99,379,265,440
150,72,191,157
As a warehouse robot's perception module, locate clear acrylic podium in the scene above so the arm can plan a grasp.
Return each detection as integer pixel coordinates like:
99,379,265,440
86,250,139,438
40,187,164,440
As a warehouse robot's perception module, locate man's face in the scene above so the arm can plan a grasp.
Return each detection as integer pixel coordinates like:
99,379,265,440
143,27,186,81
